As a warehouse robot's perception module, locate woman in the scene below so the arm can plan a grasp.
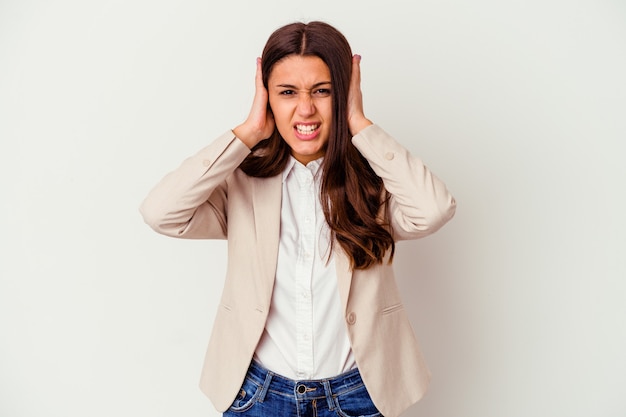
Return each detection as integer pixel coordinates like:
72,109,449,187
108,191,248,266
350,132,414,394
140,21,455,417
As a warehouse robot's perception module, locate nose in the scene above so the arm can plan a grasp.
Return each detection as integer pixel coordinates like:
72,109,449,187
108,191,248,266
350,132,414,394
296,93,315,117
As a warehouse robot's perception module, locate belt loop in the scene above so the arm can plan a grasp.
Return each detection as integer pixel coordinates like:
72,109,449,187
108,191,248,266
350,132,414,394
323,379,334,410
258,370,273,403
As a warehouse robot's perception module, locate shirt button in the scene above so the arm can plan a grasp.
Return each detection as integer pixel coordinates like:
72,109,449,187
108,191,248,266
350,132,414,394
346,312,356,325
202,159,211,166
384,152,395,161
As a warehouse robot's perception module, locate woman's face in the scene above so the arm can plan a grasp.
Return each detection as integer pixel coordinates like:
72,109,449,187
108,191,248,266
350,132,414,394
267,55,332,165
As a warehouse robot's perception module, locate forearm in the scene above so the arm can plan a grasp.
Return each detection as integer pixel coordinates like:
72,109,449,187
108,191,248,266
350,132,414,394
352,124,456,240
139,130,251,239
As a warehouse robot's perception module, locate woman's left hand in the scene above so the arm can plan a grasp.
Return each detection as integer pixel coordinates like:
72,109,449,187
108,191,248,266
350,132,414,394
347,54,373,136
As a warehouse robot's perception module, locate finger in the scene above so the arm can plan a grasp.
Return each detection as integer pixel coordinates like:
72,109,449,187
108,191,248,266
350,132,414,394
252,58,268,109
254,57,264,91
349,54,364,112
351,54,362,88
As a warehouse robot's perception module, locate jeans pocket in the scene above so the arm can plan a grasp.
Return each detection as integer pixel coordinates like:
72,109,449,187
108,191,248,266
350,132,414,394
333,384,382,417
227,377,262,412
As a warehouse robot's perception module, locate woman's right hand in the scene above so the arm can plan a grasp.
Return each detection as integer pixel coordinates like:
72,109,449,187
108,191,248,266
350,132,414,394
233,58,275,149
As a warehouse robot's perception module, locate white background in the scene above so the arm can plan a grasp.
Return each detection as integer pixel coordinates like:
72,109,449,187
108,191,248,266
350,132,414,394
1,0,625,416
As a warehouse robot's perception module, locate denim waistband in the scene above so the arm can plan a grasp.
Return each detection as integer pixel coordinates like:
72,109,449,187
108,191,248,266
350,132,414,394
245,360,365,409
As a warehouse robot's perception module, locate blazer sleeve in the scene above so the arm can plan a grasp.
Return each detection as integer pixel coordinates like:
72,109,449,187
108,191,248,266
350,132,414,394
351,124,456,241
139,130,251,239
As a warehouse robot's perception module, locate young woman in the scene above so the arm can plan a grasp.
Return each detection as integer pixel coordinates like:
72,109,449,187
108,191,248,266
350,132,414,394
140,21,456,417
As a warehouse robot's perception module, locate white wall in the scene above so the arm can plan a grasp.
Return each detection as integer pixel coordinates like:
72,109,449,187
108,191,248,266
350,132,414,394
1,1,625,416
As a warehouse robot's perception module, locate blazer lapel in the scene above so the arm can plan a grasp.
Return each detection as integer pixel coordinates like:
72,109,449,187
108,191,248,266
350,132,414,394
334,246,354,315
250,173,355,315
252,174,282,303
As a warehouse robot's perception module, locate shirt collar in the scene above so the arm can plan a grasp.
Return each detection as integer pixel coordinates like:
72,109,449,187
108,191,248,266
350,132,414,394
281,155,324,183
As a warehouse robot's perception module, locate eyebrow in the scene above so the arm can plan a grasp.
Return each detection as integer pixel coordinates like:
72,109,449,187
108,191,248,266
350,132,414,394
275,81,332,89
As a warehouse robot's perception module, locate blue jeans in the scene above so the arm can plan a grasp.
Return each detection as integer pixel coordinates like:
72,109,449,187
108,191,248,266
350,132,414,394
223,361,383,417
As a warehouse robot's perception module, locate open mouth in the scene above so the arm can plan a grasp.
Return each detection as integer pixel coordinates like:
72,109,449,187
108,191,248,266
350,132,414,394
295,123,320,136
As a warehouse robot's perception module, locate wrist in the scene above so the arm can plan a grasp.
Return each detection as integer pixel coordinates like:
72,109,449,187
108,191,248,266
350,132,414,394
233,124,261,149
349,117,373,136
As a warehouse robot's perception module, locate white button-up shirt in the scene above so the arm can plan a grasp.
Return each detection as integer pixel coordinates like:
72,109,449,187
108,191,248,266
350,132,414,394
254,156,356,380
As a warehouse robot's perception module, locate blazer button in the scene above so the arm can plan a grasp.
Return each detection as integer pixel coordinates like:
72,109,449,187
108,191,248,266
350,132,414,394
202,159,211,167
346,312,356,325
384,152,394,161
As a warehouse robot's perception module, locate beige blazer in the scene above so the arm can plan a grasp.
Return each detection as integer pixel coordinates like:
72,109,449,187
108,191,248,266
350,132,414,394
140,124,456,417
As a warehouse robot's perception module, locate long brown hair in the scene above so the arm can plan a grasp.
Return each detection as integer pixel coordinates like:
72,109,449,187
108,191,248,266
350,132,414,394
239,21,394,269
